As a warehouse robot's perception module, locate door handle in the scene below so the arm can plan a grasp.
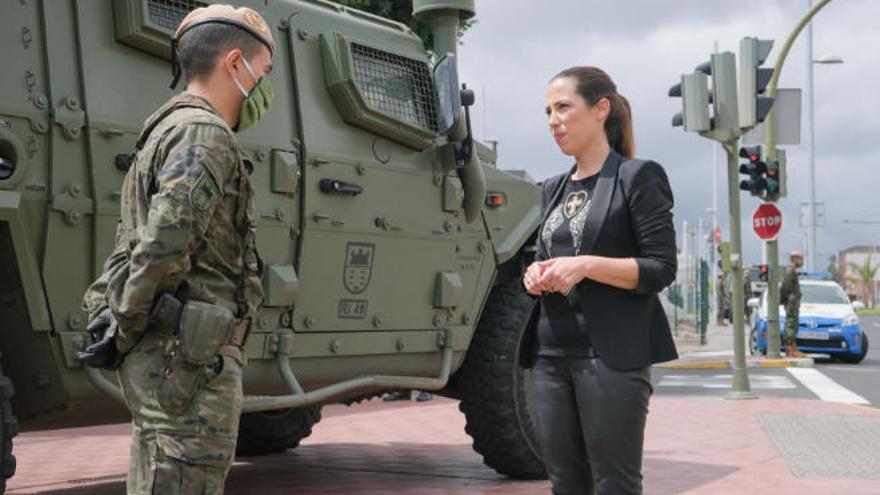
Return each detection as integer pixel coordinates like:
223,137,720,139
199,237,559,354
319,178,363,196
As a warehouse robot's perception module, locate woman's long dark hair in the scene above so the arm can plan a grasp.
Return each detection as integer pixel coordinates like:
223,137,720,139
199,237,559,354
552,66,635,158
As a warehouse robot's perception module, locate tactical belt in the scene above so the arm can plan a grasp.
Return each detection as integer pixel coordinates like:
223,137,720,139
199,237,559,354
228,318,251,347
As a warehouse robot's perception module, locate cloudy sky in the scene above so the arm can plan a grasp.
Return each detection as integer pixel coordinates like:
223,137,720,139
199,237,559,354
455,0,879,269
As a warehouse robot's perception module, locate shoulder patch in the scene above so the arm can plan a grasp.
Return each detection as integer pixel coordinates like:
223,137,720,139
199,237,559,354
189,173,220,213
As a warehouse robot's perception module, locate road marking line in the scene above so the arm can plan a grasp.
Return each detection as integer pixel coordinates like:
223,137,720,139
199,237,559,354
688,350,734,357
658,374,796,390
786,367,869,405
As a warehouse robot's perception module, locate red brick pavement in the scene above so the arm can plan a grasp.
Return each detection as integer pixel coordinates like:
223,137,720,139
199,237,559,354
7,396,880,494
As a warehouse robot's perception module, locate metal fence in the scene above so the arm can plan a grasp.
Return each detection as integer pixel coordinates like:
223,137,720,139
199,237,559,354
661,253,709,343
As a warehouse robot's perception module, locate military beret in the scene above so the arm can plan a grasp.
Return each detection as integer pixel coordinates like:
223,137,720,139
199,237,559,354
175,4,275,55
169,4,275,89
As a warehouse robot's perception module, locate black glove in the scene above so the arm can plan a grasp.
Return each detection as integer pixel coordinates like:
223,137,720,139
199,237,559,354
77,309,124,370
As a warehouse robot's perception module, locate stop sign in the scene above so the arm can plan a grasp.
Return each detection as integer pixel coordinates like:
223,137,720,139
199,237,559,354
753,203,783,240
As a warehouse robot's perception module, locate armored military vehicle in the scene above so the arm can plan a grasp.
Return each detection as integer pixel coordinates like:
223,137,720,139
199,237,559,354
0,0,544,490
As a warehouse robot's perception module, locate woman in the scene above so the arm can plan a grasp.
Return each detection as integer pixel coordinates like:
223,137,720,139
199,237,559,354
521,66,678,495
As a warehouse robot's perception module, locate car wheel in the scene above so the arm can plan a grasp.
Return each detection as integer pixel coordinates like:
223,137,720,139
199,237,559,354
838,332,869,364
749,329,765,356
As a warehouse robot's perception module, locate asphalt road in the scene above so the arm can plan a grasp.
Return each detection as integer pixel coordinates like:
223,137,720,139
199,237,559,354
653,314,880,406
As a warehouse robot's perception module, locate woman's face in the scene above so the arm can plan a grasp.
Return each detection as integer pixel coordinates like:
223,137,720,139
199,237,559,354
545,77,610,157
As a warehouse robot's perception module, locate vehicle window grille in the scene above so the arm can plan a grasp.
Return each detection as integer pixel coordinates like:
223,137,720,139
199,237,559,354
147,0,207,31
350,43,438,132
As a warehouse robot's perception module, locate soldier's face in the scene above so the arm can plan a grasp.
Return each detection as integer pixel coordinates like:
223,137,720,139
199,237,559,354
545,77,610,158
792,256,803,267
229,46,273,94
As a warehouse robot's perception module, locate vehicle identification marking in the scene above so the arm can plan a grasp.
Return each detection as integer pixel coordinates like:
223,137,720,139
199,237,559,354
338,299,368,319
786,368,869,404
343,242,375,294
800,330,829,340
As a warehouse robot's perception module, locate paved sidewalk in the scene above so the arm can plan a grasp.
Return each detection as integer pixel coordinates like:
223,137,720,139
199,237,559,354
7,395,880,494
665,322,814,369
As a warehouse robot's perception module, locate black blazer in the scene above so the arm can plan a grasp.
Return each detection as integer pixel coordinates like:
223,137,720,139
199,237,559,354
519,150,678,371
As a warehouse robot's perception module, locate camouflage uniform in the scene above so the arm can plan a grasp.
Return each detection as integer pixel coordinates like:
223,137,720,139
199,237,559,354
780,266,801,342
743,273,753,319
716,274,730,324
82,92,263,494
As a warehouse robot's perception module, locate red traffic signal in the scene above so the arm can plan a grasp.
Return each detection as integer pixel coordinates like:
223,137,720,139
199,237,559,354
739,146,769,197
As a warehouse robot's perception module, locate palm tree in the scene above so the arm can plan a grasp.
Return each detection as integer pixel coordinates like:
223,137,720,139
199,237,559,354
848,252,879,308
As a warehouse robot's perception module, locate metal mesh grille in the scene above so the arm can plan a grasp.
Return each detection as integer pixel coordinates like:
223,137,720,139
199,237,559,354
350,44,438,132
147,0,207,31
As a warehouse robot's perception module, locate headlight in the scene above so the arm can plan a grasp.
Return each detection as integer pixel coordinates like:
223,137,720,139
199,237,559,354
842,314,859,327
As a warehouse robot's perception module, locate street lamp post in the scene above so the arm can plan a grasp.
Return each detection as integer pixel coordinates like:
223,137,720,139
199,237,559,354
763,0,834,359
806,49,844,272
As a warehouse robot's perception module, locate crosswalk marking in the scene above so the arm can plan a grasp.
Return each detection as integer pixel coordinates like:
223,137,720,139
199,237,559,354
786,368,869,405
658,374,796,390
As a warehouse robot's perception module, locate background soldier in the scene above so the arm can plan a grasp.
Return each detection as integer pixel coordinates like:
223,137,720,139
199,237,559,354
781,251,807,358
77,5,273,493
716,273,730,326
743,268,753,322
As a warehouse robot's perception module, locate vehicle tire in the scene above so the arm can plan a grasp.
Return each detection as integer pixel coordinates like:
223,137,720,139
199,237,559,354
838,333,869,364
455,279,546,480
0,357,18,493
235,406,322,456
749,329,760,356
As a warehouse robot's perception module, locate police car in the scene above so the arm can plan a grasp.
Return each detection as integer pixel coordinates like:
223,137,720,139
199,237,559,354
749,277,869,363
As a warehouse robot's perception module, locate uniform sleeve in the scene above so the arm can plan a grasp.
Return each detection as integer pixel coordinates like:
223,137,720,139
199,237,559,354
625,161,678,295
780,270,791,302
112,123,236,345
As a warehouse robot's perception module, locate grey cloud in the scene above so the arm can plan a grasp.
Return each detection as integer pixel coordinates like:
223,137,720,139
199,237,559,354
458,0,880,266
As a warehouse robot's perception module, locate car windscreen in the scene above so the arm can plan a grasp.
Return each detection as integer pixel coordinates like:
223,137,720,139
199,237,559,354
801,285,850,305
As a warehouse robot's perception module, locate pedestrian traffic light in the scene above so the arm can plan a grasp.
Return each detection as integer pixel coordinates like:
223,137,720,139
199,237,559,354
669,72,710,132
739,145,768,197
738,37,775,128
759,264,769,282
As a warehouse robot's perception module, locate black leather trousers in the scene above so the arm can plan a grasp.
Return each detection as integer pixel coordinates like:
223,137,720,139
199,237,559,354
529,356,653,495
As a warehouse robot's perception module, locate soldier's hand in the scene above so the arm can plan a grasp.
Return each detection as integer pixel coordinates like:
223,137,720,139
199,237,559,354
78,310,124,370
85,309,114,343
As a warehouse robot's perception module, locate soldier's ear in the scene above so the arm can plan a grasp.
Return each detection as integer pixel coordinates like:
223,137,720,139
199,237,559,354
221,48,244,76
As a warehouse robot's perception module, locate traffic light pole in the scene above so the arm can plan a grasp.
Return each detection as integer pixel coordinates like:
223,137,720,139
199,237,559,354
763,0,833,359
722,141,755,399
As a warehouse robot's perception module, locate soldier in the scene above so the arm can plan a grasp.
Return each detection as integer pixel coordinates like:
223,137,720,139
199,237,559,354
716,273,729,326
781,251,807,358
743,269,753,319
77,5,272,493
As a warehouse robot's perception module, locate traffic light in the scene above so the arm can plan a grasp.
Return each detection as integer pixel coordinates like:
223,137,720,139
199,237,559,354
765,149,787,201
718,242,732,272
738,37,775,128
759,264,769,282
669,73,710,132
695,52,740,132
739,145,768,197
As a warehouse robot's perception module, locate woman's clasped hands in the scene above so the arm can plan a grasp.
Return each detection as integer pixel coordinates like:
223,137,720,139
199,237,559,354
523,256,593,296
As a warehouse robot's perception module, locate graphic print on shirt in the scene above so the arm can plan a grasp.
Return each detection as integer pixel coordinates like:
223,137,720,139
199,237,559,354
541,186,592,256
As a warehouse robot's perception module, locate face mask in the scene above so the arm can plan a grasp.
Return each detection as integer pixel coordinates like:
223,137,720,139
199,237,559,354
231,56,273,132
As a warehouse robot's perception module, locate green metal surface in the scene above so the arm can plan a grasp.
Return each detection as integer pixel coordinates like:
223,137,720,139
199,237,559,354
0,0,540,428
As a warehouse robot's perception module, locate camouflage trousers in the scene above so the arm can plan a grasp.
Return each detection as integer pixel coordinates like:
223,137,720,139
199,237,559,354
117,331,243,495
784,301,800,342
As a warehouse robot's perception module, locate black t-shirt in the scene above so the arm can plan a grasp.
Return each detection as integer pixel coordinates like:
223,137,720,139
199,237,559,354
536,173,599,357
